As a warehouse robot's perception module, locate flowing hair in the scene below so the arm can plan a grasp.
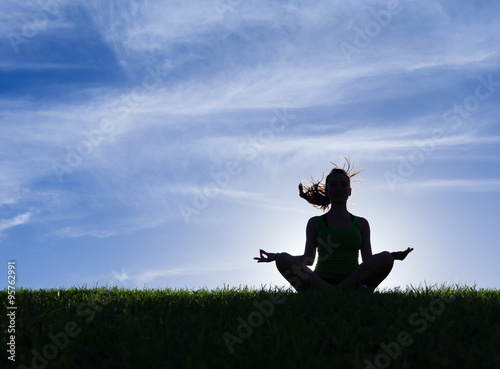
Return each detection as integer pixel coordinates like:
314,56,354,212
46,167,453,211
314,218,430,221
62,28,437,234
298,157,362,211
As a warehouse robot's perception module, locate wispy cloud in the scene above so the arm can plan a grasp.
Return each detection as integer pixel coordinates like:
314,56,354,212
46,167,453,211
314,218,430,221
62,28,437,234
52,226,118,239
0,212,33,233
186,124,500,163
108,264,238,286
396,178,500,192
50,213,168,240
0,63,102,71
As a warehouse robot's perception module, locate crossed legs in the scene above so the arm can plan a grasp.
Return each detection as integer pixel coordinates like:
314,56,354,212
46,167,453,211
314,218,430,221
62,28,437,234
275,251,394,292
275,253,330,291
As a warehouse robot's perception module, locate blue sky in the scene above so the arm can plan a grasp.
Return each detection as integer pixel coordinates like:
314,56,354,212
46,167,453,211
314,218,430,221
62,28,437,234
1,0,499,291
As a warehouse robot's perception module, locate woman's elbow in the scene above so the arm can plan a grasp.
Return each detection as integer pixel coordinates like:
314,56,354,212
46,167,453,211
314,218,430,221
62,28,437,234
361,251,373,262
303,255,315,266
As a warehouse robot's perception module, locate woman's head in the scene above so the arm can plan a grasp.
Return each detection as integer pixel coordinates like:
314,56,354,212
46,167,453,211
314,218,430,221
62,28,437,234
299,157,362,211
325,169,352,204
325,168,351,188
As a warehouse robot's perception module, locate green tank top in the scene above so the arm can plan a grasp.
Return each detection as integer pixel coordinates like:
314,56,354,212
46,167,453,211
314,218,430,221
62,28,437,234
314,215,362,282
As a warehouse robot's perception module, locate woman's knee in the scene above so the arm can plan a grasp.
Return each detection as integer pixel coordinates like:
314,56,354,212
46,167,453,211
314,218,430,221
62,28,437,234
276,252,291,263
366,251,393,272
366,251,392,265
379,251,394,270
275,252,292,270
380,251,392,260
373,251,391,261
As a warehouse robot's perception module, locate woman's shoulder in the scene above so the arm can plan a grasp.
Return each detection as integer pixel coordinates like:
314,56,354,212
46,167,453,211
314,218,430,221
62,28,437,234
306,215,322,231
355,216,370,231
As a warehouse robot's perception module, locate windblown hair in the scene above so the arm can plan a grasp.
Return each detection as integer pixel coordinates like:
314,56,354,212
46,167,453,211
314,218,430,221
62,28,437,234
298,157,362,211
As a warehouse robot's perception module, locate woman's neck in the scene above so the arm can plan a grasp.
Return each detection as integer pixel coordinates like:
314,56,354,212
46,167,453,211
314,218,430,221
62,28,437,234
328,202,349,217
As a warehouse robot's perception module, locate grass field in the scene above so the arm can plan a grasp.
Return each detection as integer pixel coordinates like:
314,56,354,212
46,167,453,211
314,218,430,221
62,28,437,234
1,284,499,368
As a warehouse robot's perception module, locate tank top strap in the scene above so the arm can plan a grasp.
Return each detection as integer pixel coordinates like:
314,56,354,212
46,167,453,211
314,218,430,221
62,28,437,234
318,215,327,227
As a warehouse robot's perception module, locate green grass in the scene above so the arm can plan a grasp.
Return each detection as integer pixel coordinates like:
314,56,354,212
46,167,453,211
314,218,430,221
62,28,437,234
1,284,499,368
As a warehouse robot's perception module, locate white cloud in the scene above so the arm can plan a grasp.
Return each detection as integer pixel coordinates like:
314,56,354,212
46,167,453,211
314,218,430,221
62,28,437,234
0,212,33,233
185,124,500,163
108,264,238,286
51,212,169,239
0,63,102,71
396,178,500,192
52,226,118,239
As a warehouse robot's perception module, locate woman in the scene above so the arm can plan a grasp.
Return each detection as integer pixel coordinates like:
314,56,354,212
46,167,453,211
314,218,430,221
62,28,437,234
254,159,413,291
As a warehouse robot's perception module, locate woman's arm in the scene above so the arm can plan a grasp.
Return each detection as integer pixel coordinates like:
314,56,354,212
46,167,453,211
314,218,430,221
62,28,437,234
357,217,414,262
254,217,319,265
297,216,319,265
358,217,373,262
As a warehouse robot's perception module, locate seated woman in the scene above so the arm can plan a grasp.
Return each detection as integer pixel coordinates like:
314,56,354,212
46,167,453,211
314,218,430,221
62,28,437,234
254,158,413,291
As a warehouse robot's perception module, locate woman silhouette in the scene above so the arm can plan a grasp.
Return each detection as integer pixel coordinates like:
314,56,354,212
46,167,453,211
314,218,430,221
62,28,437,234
254,158,413,291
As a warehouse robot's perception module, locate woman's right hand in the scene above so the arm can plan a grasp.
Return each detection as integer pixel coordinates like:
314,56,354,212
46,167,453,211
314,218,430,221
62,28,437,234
392,247,414,261
254,249,278,263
